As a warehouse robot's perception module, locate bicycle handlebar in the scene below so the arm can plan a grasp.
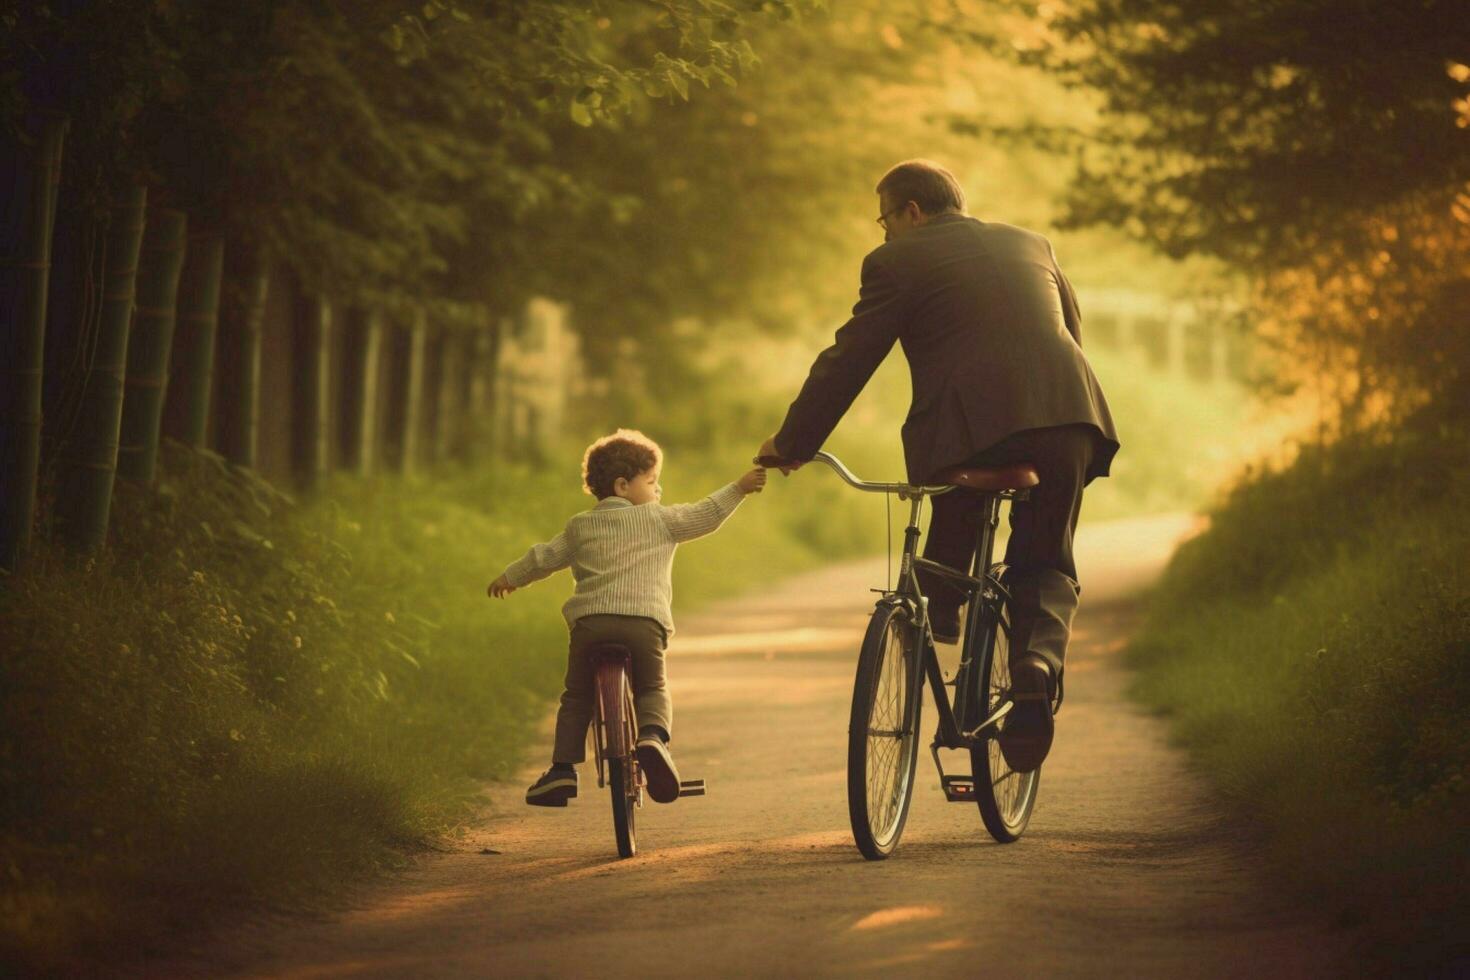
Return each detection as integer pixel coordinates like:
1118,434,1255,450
753,451,953,498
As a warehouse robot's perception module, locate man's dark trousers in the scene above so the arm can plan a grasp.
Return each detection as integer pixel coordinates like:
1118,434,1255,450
918,422,1098,679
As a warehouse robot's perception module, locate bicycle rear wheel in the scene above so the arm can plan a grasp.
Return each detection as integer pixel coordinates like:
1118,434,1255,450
970,601,1040,842
847,601,921,860
609,756,637,858
597,662,639,859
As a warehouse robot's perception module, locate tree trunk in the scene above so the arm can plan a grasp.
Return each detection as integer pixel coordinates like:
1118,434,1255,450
337,307,383,475
213,252,269,467
162,233,224,447
470,316,504,458
389,312,428,474
52,185,147,554
0,113,67,571
117,208,188,484
431,327,460,465
420,325,441,467
290,288,332,488
456,325,492,459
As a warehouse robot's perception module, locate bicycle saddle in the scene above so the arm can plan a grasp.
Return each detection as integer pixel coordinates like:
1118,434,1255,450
585,642,632,662
929,463,1040,491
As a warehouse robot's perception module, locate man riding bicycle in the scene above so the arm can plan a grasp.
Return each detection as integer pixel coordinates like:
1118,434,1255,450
758,159,1120,772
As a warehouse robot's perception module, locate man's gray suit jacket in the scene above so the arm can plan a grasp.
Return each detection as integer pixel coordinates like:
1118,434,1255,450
773,213,1120,486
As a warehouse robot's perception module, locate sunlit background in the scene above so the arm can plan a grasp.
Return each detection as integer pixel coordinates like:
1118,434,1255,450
1,0,1465,972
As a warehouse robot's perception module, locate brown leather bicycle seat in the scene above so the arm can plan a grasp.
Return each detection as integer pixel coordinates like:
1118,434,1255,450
930,463,1040,491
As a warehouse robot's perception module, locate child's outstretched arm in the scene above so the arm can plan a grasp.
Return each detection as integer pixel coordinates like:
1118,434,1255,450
659,468,766,543
488,532,571,599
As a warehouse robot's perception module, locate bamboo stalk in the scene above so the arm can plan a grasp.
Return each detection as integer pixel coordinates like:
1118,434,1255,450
0,113,67,570
162,233,224,447
214,252,269,467
338,307,383,475
431,327,459,465
290,288,333,488
456,327,490,459
470,316,503,458
117,208,188,484
52,185,147,553
402,312,428,474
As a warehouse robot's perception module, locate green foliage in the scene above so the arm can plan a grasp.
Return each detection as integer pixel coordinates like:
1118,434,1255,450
1016,0,1470,426
1035,0,1470,264
13,0,1175,375
1,0,836,327
0,435,878,970
1127,418,1470,969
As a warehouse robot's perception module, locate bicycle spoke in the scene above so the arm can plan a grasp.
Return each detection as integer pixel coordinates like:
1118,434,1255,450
970,603,1040,841
862,617,914,842
868,738,898,810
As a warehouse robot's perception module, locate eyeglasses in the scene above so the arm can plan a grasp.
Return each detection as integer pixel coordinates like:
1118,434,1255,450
876,203,908,231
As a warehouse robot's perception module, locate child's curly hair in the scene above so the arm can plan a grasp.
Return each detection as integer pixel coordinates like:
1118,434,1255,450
582,429,662,499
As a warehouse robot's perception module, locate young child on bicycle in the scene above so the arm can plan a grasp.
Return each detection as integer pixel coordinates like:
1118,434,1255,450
488,428,767,807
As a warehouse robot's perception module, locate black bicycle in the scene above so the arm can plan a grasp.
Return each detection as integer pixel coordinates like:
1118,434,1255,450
758,450,1052,859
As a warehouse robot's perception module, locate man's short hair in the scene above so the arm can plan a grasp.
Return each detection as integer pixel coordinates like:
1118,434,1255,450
876,160,966,216
582,428,662,498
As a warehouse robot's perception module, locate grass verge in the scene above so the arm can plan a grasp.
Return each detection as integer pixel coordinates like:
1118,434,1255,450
0,440,877,973
1126,417,1469,972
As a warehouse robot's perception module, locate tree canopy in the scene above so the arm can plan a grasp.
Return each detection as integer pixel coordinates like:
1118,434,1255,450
1009,0,1470,423
3,1,829,323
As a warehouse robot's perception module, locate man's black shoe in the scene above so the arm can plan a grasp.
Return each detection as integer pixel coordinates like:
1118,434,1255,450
998,653,1056,772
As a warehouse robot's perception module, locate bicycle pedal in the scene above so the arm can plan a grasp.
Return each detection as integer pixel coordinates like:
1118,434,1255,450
940,775,976,802
677,779,706,798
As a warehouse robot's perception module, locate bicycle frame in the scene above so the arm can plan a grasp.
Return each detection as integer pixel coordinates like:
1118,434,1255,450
797,452,1024,752
586,645,706,857
589,648,637,791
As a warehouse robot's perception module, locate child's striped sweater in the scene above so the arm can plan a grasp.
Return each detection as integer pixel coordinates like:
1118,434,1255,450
500,483,745,637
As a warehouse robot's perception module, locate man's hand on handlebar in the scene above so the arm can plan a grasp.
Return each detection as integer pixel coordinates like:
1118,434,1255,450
756,435,804,475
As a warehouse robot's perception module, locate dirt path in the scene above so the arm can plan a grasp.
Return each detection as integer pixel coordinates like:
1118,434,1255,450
157,514,1349,978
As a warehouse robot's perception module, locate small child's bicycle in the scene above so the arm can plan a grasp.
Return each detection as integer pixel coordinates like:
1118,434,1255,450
586,644,705,858
757,450,1051,859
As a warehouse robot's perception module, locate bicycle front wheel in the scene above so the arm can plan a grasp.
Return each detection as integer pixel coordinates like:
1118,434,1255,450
847,601,921,860
970,601,1040,842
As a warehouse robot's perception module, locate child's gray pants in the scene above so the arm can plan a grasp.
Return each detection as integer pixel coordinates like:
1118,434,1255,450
552,613,671,764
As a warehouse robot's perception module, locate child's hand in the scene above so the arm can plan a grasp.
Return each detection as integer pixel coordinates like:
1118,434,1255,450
738,467,768,495
488,574,517,599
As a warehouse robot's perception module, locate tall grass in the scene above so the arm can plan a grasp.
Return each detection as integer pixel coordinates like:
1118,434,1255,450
1127,418,1469,970
0,440,878,971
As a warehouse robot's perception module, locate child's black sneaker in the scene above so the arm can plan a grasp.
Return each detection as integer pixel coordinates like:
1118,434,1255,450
635,737,681,804
525,767,577,807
